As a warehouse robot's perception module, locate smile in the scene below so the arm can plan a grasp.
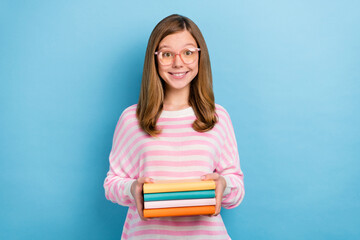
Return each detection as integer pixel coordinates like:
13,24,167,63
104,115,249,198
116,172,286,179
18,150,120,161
169,71,189,79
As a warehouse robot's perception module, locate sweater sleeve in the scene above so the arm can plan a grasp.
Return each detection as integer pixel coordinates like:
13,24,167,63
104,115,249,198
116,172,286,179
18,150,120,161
216,107,245,209
103,108,137,207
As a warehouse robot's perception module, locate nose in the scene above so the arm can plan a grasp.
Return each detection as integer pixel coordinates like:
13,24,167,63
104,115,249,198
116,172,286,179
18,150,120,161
172,54,183,68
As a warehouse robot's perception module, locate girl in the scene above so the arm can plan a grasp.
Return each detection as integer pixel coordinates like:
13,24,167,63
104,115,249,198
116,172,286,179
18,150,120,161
104,14,245,240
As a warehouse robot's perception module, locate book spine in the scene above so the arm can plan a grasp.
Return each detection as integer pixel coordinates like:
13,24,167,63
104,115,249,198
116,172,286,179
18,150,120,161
144,190,215,201
144,198,216,209
143,180,215,193
143,206,216,218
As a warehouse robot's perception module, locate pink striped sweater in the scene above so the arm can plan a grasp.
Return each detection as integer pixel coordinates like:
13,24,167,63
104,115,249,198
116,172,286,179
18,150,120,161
104,104,245,240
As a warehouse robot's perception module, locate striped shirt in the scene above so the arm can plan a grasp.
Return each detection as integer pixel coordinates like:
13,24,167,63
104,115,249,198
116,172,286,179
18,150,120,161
104,104,245,240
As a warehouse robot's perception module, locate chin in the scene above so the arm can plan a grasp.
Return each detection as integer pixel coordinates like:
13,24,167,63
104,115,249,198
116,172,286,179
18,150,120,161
166,82,191,91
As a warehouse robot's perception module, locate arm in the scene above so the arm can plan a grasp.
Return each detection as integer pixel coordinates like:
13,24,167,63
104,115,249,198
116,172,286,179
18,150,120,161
104,169,136,206
103,109,137,207
103,108,154,220
201,108,245,214
105,169,152,220
217,109,245,209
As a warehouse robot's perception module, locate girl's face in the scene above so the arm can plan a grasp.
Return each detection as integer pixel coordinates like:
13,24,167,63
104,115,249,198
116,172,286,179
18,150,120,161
156,30,199,93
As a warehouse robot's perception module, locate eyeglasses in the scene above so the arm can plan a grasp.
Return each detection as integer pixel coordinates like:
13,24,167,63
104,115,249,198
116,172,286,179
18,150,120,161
155,47,201,66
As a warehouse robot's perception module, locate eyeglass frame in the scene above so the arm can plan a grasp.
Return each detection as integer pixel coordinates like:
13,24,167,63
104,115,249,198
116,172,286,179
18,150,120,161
154,47,201,66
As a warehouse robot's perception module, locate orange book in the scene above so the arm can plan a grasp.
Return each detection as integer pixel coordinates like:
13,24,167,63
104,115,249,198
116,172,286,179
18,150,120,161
143,205,216,218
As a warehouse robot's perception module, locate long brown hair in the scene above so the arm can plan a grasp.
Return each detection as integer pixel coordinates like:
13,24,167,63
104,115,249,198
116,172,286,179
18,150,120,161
136,14,217,137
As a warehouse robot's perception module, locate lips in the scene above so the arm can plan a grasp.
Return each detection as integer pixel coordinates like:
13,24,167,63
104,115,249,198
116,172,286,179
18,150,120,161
168,71,189,79
169,71,188,76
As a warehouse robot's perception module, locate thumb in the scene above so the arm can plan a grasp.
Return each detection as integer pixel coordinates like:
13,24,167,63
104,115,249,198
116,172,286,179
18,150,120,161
201,173,219,181
137,177,154,184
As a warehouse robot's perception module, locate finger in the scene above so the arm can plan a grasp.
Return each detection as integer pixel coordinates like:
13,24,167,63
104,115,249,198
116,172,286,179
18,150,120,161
137,177,154,184
136,197,144,218
201,173,219,181
136,177,154,221
130,179,145,221
145,177,155,183
133,186,143,215
213,185,224,216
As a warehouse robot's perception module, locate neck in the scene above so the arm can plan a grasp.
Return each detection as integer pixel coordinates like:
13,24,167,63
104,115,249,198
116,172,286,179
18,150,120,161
163,86,190,111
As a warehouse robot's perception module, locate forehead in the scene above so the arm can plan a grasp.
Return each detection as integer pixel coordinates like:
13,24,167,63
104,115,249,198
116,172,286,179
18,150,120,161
158,30,197,49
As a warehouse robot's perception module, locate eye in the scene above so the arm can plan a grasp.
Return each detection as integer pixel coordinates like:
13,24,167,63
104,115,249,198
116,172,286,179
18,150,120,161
184,50,194,56
162,52,173,58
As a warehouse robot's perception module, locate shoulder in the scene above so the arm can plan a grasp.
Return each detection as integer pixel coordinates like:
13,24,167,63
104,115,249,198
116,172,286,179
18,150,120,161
113,104,139,132
118,104,138,121
214,103,235,132
215,103,232,121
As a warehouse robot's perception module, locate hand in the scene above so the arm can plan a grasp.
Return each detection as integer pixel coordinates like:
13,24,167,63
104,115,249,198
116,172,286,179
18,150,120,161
130,177,154,221
201,173,227,216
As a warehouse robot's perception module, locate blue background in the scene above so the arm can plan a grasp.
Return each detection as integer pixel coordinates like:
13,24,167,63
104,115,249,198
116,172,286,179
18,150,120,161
1,0,359,239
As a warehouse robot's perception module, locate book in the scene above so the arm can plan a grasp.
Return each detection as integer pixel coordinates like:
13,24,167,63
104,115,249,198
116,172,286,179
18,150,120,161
143,179,215,194
144,198,216,209
143,205,216,218
144,190,215,201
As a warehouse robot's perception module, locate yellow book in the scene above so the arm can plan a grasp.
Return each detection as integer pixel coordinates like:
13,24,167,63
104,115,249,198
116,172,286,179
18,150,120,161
143,179,215,194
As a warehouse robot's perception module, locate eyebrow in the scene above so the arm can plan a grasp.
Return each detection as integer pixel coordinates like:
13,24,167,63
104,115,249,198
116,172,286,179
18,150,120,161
158,43,197,50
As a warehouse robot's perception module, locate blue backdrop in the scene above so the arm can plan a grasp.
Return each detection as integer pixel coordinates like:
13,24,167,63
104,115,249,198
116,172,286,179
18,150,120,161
1,1,359,239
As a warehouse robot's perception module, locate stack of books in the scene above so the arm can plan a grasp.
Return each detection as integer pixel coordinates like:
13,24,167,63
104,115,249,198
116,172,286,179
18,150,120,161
143,179,216,218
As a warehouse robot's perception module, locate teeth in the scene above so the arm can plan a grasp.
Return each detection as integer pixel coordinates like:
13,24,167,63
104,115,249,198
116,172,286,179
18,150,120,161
172,72,186,76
